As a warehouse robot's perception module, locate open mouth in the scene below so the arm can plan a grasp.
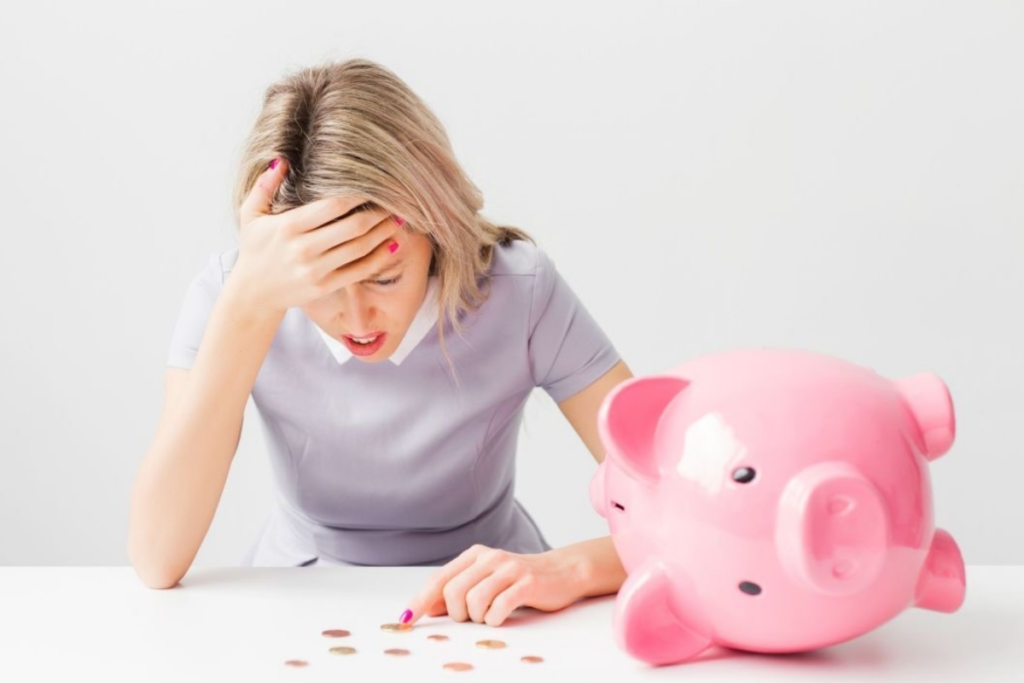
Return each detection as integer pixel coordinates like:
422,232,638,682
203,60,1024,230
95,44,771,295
342,332,387,355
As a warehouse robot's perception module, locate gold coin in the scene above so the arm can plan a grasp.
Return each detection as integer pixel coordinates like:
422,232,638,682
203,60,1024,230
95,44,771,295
283,659,309,667
380,622,413,632
321,629,350,638
427,634,450,642
328,646,357,655
475,639,507,649
521,655,544,663
442,662,474,671
384,648,411,656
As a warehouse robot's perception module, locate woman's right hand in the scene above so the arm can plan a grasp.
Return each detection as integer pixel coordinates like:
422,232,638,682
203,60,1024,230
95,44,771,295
231,157,404,314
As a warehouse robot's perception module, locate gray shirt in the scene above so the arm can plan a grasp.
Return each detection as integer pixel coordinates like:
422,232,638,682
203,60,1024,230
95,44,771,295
166,239,621,567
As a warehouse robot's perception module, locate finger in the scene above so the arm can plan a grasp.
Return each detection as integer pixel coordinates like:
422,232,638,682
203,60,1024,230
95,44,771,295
484,577,534,627
304,205,396,257
316,225,403,294
285,194,378,236
401,545,489,626
466,570,518,624
312,214,401,282
442,558,505,623
425,595,449,617
238,157,288,227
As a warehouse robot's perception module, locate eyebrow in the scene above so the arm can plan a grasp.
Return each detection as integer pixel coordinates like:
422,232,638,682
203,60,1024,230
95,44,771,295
366,257,406,280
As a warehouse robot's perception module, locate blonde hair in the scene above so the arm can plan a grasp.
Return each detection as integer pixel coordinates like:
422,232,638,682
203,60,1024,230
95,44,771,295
232,58,535,388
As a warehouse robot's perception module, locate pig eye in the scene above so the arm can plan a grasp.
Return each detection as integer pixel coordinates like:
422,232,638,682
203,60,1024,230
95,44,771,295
739,581,762,596
732,467,756,484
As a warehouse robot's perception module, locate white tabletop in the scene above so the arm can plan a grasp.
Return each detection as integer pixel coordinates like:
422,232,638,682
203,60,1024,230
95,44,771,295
1,565,1020,682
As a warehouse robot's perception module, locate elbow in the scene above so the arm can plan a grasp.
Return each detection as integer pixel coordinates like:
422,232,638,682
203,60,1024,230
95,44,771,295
130,555,184,590
127,540,186,590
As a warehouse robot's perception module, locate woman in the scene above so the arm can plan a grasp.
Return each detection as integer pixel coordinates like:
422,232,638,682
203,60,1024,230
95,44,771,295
128,58,632,629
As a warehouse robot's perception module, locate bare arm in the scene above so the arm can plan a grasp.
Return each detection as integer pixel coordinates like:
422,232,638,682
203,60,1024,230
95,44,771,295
127,156,403,589
127,275,283,589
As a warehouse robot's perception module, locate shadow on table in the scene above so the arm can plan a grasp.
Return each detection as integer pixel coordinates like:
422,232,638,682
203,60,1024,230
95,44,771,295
497,592,1017,675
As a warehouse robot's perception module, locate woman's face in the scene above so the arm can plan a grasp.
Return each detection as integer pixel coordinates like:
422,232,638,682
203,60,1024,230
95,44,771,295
301,226,435,363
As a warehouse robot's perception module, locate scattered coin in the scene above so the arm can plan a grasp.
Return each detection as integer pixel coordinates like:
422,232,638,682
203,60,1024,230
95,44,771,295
381,622,413,632
328,646,357,655
283,660,309,667
521,655,544,663
442,662,474,671
321,629,351,638
475,639,507,649
427,634,450,642
384,648,411,656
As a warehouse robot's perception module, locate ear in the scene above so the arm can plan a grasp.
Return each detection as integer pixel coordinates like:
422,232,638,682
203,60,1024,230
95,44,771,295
614,557,713,665
776,461,890,597
914,528,966,612
597,375,690,484
893,372,956,461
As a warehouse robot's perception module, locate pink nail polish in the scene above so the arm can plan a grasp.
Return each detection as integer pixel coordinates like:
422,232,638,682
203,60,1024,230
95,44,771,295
399,609,413,624
389,240,400,254
393,214,405,226
268,157,279,170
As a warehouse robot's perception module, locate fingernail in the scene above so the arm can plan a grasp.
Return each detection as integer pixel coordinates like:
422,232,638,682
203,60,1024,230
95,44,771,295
389,240,400,254
393,214,405,226
399,609,413,624
268,157,280,171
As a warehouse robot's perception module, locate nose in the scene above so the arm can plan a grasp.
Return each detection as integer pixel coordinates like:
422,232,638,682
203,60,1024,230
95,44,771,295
338,287,377,333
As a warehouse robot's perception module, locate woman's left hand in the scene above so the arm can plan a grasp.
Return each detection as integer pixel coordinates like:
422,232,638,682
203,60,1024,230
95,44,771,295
399,544,585,627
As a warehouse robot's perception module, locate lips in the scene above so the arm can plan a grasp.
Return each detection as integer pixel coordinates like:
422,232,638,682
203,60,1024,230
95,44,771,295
342,331,387,356
344,331,385,340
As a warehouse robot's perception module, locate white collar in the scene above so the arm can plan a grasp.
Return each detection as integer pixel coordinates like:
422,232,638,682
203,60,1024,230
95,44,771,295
312,276,440,366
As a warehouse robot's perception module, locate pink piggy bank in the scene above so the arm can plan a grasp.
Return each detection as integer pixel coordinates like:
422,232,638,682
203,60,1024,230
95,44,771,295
590,348,966,666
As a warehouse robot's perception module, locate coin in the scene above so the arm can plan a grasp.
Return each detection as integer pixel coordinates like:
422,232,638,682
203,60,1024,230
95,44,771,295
283,660,309,667
442,662,474,671
427,634,450,642
384,648,411,656
475,639,507,649
381,622,413,632
328,646,357,655
521,655,544,663
321,629,351,638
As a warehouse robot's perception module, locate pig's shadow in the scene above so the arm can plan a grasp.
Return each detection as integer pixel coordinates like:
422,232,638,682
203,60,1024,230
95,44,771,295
498,594,994,674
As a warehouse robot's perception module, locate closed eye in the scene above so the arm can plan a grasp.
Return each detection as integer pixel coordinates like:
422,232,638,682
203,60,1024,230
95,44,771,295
371,275,402,287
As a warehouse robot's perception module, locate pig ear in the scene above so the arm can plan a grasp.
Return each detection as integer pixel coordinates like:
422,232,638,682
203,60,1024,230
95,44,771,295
614,557,713,665
776,461,889,597
597,375,690,484
914,528,966,612
893,372,956,461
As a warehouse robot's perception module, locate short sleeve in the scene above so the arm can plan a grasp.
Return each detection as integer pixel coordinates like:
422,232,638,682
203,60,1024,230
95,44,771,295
527,249,621,402
165,251,228,369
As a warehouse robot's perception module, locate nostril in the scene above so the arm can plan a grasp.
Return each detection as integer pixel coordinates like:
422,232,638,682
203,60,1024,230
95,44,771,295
739,581,762,596
611,500,626,511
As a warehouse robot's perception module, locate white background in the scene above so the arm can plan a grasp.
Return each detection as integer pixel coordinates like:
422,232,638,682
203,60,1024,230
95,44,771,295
0,0,1020,566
